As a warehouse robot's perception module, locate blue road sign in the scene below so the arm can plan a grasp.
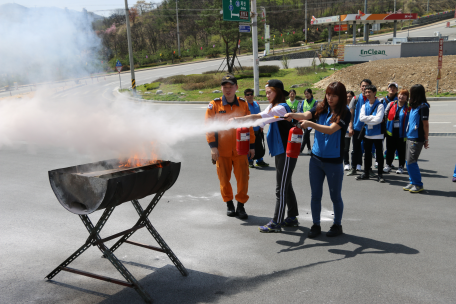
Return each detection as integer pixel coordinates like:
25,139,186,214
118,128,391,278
239,25,251,33
115,60,123,72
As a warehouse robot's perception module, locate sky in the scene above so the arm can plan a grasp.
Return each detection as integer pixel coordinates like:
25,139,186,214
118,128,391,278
0,0,154,16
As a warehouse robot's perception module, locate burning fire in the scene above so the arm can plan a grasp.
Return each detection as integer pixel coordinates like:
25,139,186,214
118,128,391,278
118,153,162,168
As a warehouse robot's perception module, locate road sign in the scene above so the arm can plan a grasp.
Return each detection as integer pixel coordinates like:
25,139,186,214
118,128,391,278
334,24,348,32
115,60,123,73
239,24,251,33
438,38,443,69
223,0,250,22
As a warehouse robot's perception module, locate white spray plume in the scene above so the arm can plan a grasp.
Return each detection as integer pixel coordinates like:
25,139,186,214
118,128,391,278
0,91,268,160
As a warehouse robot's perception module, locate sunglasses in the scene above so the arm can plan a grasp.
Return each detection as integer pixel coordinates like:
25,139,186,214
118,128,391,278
245,94,253,96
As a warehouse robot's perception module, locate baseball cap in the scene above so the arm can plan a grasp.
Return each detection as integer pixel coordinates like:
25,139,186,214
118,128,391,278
265,79,289,96
388,82,398,89
221,74,237,85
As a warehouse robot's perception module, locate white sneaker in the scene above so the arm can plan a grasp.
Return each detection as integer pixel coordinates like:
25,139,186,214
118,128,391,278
396,166,404,174
356,164,362,171
383,165,391,173
344,164,350,171
307,149,311,155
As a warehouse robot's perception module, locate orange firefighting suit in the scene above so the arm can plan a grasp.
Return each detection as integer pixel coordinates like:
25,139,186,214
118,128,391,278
205,96,255,203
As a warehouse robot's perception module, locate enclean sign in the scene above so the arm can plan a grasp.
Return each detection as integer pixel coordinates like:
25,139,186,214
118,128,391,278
343,45,401,62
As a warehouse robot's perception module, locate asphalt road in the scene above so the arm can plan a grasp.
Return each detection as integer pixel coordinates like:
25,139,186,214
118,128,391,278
1,90,456,304
371,18,456,43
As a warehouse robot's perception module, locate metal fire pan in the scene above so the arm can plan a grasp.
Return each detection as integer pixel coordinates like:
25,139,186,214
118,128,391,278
49,159,180,215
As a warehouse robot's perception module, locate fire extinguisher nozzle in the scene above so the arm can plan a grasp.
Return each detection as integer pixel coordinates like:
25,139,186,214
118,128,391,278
274,116,286,119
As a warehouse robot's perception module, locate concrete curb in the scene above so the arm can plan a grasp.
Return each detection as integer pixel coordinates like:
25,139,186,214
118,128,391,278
116,88,455,104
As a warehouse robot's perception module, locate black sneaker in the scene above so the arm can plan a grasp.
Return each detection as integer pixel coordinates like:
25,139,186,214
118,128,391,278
369,169,377,178
248,161,255,168
308,224,321,238
326,224,343,237
226,200,236,217
356,173,369,180
236,202,248,219
378,175,385,183
255,160,270,167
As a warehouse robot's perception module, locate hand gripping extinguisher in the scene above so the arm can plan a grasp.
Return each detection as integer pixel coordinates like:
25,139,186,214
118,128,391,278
236,127,250,155
286,127,303,158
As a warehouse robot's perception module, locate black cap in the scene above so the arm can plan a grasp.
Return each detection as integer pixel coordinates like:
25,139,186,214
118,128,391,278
221,74,237,85
266,79,289,96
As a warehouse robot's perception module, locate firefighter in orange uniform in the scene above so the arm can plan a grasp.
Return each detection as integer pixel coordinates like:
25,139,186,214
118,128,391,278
205,75,255,219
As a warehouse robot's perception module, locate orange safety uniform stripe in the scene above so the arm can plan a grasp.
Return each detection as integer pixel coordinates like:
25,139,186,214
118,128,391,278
205,96,255,157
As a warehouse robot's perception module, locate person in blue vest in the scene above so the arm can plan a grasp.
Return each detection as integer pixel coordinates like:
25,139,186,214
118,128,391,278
378,82,399,165
244,88,269,168
356,85,386,182
453,165,456,182
285,81,351,238
232,80,298,232
403,84,430,193
347,79,372,176
298,88,318,154
383,89,410,174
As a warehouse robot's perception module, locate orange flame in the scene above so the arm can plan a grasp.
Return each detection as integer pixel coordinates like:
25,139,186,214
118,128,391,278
118,151,163,168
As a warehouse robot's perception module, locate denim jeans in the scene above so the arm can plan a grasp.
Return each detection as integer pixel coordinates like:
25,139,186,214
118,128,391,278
309,156,344,225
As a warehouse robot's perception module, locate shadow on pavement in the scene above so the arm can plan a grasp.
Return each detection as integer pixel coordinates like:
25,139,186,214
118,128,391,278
95,229,419,304
46,280,111,299
421,189,456,198
277,227,419,258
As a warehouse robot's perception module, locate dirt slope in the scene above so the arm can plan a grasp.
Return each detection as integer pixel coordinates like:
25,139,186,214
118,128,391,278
315,56,456,93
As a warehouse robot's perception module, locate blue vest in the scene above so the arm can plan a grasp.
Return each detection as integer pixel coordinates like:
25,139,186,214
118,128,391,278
267,103,291,157
312,110,342,158
406,103,429,140
247,101,261,131
364,99,382,137
353,93,366,131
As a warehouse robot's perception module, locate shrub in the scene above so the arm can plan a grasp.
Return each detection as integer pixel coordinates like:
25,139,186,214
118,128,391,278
295,66,313,76
182,77,220,90
242,65,280,74
236,73,272,80
145,82,160,90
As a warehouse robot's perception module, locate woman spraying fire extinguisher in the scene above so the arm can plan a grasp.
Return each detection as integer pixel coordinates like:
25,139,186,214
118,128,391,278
285,82,351,238
231,79,301,233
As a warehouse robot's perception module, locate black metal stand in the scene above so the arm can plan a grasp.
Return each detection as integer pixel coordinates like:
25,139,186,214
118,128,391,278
45,192,188,303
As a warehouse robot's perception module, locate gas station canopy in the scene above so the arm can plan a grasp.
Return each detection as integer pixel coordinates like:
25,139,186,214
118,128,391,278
311,12,418,25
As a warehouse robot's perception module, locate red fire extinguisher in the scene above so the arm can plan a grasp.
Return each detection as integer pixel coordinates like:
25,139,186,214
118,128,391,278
286,127,303,158
236,127,250,155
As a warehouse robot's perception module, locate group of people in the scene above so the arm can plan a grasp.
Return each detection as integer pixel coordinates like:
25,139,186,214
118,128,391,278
205,74,441,239
344,79,430,193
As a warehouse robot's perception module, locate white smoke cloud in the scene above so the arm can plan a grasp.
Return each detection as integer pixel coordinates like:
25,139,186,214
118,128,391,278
0,4,102,84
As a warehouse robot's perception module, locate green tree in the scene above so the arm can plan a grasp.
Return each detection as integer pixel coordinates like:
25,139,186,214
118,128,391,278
198,3,240,73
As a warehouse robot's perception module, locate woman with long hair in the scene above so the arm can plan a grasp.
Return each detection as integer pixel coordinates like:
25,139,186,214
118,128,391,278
232,80,298,232
285,82,351,238
403,84,430,193
298,88,318,154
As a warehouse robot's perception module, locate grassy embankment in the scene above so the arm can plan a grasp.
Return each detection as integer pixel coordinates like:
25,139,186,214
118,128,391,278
134,64,353,102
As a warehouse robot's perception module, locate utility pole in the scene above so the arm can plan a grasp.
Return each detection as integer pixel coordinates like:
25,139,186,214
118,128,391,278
305,0,307,44
251,0,259,97
176,0,181,57
363,0,368,42
393,0,397,38
124,0,136,92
